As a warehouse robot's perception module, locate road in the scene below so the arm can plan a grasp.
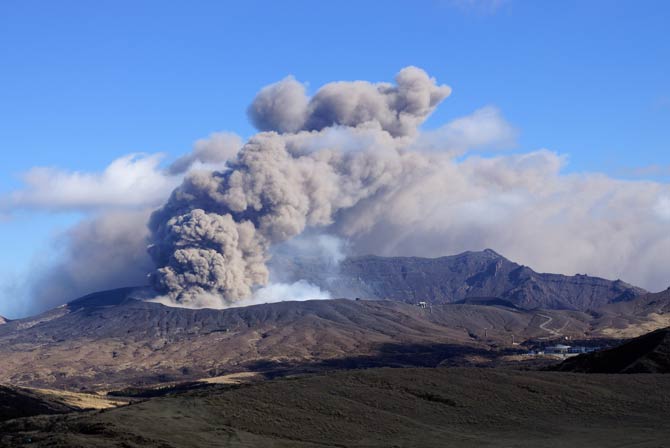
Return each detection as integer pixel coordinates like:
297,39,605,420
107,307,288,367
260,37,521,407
537,314,562,339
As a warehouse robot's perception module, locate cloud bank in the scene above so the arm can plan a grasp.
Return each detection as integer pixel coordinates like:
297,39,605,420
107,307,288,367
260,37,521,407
0,131,242,315
5,154,178,211
2,66,669,315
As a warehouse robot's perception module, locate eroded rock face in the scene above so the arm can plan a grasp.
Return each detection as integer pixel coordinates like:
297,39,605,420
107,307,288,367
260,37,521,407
273,249,647,310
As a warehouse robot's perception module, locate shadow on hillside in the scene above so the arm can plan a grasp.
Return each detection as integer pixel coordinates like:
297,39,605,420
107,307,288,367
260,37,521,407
105,338,630,398
108,342,510,397
243,342,524,379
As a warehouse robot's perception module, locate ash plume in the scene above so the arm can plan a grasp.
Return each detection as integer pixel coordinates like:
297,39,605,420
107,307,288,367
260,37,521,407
148,67,451,306
25,210,155,315
248,66,451,137
5,66,668,318
148,66,670,308
168,132,242,175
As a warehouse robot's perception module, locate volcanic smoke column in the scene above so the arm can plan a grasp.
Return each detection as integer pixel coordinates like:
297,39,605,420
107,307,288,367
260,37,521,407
147,67,451,306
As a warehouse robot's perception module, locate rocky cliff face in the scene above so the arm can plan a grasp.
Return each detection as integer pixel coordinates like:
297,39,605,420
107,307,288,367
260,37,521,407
273,249,647,310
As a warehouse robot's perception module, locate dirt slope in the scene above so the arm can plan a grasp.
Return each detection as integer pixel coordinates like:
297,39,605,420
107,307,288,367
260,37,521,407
0,287,600,390
557,326,670,373
3,285,669,390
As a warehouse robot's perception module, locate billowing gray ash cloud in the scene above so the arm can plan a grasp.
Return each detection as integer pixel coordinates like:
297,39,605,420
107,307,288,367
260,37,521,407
248,67,450,137
147,67,451,306
5,66,669,316
146,66,670,309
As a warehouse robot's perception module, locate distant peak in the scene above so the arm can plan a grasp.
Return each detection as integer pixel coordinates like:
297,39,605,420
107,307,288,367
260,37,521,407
482,248,503,257
462,248,506,260
67,287,142,310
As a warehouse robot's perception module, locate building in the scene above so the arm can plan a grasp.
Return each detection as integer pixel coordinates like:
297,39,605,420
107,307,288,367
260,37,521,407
546,344,572,355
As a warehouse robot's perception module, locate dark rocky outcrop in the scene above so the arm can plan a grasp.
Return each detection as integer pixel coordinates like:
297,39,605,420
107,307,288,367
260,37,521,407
0,386,75,422
556,326,670,373
275,249,646,310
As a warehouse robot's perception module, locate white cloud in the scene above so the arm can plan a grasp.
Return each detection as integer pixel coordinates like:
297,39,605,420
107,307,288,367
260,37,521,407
250,280,332,304
655,196,670,221
3,129,244,214
4,153,179,212
4,71,670,316
413,106,517,155
338,148,670,292
624,164,670,179
146,280,331,310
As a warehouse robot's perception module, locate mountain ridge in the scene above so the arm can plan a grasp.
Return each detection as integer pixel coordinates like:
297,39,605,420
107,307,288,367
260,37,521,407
0,250,664,390
2,284,669,390
0,287,597,390
272,249,647,310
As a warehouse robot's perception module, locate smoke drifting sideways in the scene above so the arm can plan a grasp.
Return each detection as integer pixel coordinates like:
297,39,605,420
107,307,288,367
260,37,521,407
147,67,452,307
4,66,670,317
0,133,240,317
147,66,670,308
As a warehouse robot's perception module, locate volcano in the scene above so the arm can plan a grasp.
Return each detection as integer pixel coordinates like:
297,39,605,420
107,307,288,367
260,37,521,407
0,251,665,391
272,249,646,310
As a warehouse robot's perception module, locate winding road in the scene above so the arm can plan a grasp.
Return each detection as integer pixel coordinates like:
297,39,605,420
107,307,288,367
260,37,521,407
537,314,562,339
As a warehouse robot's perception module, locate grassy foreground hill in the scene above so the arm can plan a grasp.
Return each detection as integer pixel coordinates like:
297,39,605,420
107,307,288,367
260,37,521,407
1,367,669,447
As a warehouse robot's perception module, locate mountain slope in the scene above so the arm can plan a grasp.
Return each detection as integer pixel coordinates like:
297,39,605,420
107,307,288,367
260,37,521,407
3,367,670,447
0,386,76,422
274,249,646,310
556,327,670,373
599,287,670,316
2,281,668,390
589,288,670,338
0,287,600,390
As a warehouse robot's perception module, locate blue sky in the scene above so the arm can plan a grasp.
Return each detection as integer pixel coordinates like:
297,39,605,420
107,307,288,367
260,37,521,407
1,0,669,316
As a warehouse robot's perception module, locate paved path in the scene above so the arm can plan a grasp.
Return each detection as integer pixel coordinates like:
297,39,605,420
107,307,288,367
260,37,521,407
537,314,562,339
